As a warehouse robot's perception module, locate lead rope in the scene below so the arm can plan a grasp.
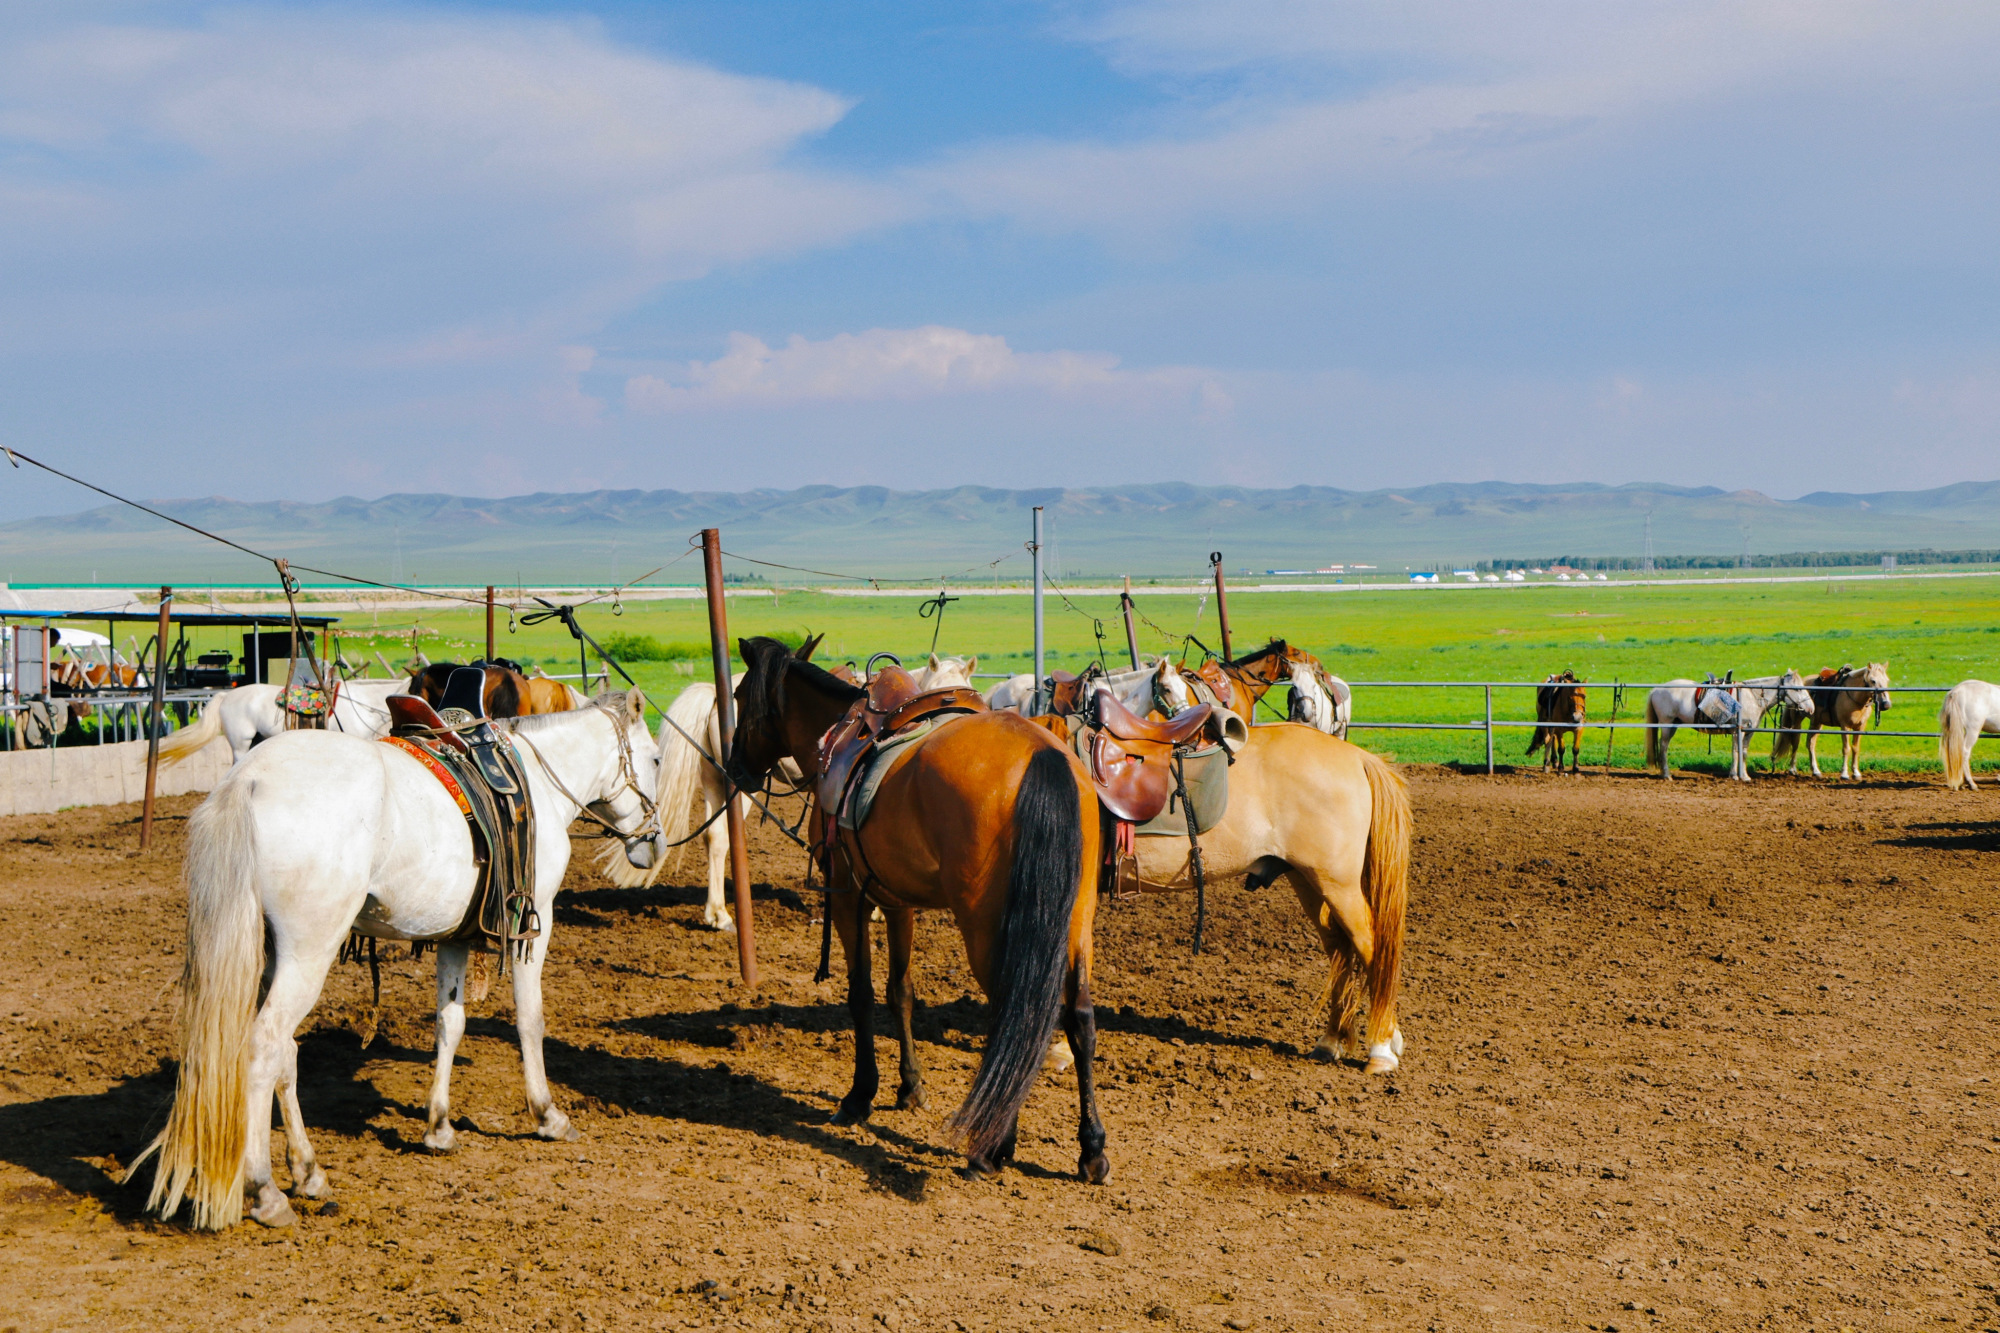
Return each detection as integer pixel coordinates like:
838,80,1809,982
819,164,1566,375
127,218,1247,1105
1176,749,1208,955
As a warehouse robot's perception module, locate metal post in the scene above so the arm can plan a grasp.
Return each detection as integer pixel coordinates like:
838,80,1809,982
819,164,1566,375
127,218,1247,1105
485,585,496,662
1031,507,1046,713
701,529,758,989
1211,552,1233,661
140,586,172,850
1120,576,1140,670
1484,685,1494,776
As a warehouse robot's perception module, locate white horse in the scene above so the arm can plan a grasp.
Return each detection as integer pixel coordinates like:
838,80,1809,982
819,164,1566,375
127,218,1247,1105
984,673,1040,713
1644,672,1815,781
125,692,662,1231
912,653,977,689
156,679,409,766
648,681,747,931
1285,661,1352,738
1939,679,2000,790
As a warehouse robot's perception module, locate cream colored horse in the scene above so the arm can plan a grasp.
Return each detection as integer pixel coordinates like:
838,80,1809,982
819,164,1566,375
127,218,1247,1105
1773,663,1892,780
1117,724,1410,1070
1938,679,2000,789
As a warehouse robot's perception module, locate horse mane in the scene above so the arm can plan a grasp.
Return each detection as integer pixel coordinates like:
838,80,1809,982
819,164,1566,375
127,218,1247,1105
502,691,635,734
1227,639,1288,668
781,654,865,704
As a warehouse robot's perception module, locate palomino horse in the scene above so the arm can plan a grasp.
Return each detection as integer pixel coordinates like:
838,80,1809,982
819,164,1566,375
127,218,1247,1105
1644,672,1816,782
1526,671,1587,774
730,636,1108,1181
1103,720,1410,1071
410,662,583,717
1939,680,2000,789
912,653,978,689
125,693,662,1230
1770,664,1891,780
157,680,411,766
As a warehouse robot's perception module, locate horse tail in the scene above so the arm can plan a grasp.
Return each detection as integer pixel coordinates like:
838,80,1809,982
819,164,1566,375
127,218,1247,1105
1525,725,1547,756
1940,686,1973,790
1643,696,1662,766
1358,748,1410,1049
122,778,263,1230
950,746,1084,1161
653,684,717,870
155,695,225,769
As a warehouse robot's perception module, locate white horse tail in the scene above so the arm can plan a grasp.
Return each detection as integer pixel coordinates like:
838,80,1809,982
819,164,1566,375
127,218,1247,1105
1940,684,1976,790
123,779,264,1229
1643,695,1662,767
615,683,715,885
155,695,225,769
564,683,589,709
1358,748,1410,1055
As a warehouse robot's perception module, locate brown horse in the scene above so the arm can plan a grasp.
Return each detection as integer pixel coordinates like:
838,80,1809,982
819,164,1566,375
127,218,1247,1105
729,636,1108,1181
409,662,580,718
1772,663,1892,779
1526,670,1587,774
1196,639,1295,723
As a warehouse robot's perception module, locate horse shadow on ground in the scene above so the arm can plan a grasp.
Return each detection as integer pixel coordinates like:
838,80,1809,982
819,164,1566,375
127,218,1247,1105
1884,819,2000,853
555,879,815,928
0,1029,435,1221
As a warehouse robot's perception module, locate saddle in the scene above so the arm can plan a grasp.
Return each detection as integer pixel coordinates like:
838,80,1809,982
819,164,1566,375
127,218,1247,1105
1044,667,1099,716
1196,661,1241,714
812,664,990,877
1074,694,1211,822
382,668,539,955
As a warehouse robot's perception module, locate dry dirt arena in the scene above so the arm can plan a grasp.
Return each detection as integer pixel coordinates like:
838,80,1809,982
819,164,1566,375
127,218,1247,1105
1,766,1997,1333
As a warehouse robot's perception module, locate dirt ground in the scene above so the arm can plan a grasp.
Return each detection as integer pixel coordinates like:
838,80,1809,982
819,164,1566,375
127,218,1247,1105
0,765,1996,1333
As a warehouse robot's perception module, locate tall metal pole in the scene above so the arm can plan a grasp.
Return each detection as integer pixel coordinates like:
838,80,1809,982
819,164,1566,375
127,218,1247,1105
140,586,172,850
1210,552,1233,662
1484,685,1494,776
1031,507,1046,713
1120,576,1140,670
485,585,496,661
701,529,758,988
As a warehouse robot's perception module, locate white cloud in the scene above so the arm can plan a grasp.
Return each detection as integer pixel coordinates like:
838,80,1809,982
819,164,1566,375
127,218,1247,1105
624,326,1229,412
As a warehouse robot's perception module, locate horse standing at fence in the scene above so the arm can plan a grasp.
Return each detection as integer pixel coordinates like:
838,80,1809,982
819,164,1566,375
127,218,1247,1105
1284,657,1353,738
1526,671,1587,774
1644,671,1816,782
1939,679,2000,789
156,680,411,767
1771,663,1892,780
125,692,662,1230
730,636,1108,1181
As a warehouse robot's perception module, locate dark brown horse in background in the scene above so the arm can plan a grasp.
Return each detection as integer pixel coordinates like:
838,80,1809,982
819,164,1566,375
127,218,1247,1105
409,662,581,718
1526,670,1587,774
729,636,1108,1182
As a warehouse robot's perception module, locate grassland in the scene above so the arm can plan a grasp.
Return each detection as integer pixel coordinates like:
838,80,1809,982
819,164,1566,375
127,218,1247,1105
190,572,2000,777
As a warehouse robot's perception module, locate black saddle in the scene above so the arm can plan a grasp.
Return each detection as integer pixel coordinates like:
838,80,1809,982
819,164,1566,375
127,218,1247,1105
439,666,520,794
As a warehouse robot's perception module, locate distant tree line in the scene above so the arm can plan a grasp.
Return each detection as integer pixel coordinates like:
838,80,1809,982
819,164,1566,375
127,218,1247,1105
1478,549,2000,572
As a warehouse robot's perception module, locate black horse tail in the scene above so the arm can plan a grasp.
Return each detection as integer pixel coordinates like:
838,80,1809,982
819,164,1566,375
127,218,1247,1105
950,745,1084,1161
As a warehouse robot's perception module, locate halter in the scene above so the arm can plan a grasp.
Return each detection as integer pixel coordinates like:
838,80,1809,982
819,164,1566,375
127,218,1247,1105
508,701,659,844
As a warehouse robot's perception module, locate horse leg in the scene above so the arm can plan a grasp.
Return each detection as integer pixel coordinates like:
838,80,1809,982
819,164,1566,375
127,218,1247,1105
246,946,335,1227
422,943,472,1152
1844,726,1860,780
700,765,734,930
1063,965,1110,1183
885,907,925,1111
1807,721,1824,777
1658,726,1675,780
830,888,880,1125
275,1043,329,1202
1291,876,1371,1066
510,940,578,1142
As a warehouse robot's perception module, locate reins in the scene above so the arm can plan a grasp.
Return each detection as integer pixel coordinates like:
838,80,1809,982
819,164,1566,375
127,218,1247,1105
508,703,659,843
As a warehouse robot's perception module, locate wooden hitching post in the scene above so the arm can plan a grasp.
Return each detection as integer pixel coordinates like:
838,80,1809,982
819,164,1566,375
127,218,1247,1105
1210,552,1233,662
140,585,173,850
701,529,758,988
485,585,496,661
1120,576,1140,670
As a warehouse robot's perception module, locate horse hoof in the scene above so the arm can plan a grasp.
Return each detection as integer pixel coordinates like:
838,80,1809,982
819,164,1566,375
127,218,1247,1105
1078,1153,1112,1185
1364,1053,1400,1075
534,1110,579,1143
422,1126,456,1154
290,1166,330,1200
893,1088,926,1112
703,913,735,933
831,1100,873,1127
1307,1039,1342,1064
250,1190,297,1229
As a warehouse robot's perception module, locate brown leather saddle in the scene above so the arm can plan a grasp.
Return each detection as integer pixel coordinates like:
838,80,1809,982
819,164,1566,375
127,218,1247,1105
812,663,989,877
1196,660,1241,714
1080,694,1212,823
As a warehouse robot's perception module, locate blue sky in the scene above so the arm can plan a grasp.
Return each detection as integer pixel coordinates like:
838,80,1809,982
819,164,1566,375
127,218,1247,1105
2,0,1998,517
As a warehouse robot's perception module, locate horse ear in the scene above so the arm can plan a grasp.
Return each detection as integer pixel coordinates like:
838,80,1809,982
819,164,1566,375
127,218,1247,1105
965,656,977,675
795,632,823,661
928,653,941,670
626,688,646,721
737,637,754,667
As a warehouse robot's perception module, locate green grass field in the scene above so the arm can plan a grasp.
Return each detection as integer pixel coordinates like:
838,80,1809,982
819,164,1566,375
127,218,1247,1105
178,573,2000,777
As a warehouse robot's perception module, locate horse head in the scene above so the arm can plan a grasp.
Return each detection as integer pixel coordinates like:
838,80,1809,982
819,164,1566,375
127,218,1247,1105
729,634,861,786
1863,662,1892,715
1779,669,1816,716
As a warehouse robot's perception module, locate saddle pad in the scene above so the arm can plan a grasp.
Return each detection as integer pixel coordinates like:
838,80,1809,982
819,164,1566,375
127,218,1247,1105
1135,744,1231,837
281,681,334,717
836,720,937,832
382,735,473,815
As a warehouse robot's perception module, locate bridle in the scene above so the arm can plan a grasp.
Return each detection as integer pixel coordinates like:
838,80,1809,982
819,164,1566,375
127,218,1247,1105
508,702,659,844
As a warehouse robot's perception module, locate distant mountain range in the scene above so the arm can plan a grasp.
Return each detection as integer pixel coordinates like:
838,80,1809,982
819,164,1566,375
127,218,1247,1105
3,480,1999,585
